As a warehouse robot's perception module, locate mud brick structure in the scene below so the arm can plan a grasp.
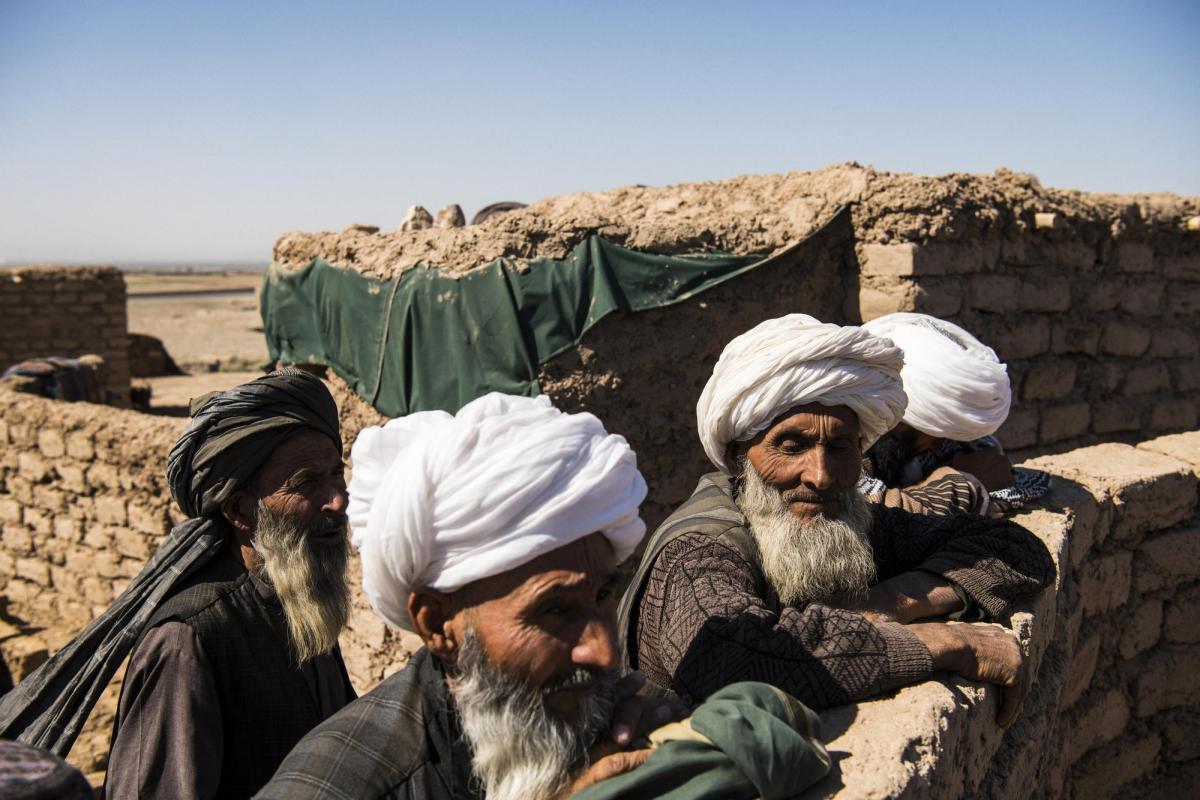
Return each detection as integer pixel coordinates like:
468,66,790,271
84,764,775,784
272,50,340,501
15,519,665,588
288,166,1200,528
0,265,131,406
2,167,1200,791
4,383,1198,796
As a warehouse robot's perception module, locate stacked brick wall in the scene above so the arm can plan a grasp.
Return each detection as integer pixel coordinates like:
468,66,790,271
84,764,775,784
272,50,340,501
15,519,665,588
857,227,1200,460
6,378,1199,794
0,265,131,406
803,430,1200,799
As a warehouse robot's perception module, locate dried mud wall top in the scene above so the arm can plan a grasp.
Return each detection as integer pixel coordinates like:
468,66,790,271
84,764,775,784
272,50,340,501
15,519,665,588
0,265,131,406
273,164,1198,276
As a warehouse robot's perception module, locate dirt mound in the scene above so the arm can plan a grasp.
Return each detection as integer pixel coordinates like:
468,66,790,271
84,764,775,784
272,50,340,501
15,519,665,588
273,163,1199,277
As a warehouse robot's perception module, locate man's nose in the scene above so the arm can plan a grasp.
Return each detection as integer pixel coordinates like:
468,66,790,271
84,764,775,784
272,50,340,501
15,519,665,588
802,446,836,492
571,617,619,672
323,483,349,515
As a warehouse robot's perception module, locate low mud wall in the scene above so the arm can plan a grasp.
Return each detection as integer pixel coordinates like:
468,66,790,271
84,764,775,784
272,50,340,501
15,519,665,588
3,378,1198,795
0,266,131,406
805,430,1200,800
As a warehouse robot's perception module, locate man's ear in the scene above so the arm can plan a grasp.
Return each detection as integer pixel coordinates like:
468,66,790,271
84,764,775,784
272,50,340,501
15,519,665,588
725,442,743,476
409,589,459,663
220,490,256,534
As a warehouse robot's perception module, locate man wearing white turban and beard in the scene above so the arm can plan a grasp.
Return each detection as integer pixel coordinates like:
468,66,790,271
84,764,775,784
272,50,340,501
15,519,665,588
620,314,1055,728
860,312,1051,516
258,393,834,800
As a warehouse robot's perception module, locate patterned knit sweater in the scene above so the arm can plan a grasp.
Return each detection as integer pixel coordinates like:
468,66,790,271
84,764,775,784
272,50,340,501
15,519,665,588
627,473,1055,709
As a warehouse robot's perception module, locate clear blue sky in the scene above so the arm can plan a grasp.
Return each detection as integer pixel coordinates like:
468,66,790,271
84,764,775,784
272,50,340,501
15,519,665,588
2,0,1197,265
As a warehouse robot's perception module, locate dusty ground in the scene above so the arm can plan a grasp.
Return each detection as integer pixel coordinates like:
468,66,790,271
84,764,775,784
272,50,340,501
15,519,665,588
124,272,263,296
124,272,271,413
127,293,266,368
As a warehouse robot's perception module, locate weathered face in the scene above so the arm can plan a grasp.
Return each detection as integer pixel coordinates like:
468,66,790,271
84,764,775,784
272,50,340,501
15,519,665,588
740,403,862,521
448,533,621,723
251,429,348,545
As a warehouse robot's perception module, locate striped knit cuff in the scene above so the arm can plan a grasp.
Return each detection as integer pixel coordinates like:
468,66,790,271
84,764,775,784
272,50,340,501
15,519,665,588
873,621,934,692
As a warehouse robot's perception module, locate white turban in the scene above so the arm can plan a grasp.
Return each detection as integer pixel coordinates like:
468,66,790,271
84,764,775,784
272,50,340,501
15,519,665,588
696,314,907,473
347,392,647,631
862,312,1011,442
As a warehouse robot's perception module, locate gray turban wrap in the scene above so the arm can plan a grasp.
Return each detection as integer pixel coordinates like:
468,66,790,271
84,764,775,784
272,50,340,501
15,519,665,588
0,369,342,756
168,368,342,517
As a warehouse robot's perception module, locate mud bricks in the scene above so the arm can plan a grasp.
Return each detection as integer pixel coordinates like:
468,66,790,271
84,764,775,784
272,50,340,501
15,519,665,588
0,265,130,406
857,229,1200,459
0,388,181,778
814,431,1200,800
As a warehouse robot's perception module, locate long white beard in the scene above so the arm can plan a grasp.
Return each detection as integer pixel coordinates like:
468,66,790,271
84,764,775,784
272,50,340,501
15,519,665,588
253,501,351,664
736,461,877,607
452,628,618,800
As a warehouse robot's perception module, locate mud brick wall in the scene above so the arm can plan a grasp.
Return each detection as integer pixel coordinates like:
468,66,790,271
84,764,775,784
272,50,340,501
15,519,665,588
803,430,1200,800
0,386,417,784
857,228,1200,461
3,396,1200,794
0,265,131,406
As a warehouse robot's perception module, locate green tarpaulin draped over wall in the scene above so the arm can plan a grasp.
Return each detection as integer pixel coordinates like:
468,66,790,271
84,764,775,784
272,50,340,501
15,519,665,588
260,223,836,418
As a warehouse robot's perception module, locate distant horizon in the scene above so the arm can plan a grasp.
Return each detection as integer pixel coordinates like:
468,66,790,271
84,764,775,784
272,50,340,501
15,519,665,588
3,1,1197,264
0,259,268,272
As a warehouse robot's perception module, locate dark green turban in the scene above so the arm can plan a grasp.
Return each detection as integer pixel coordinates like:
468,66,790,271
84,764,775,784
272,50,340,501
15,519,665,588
167,368,342,518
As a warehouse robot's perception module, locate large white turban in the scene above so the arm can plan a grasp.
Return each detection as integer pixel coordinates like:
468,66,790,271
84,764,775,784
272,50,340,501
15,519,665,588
347,392,647,631
696,314,907,473
862,312,1011,442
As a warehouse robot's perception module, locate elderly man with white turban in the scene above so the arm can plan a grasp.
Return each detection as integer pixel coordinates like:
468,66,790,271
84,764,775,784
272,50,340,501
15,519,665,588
258,393,833,800
860,312,1050,515
619,314,1054,727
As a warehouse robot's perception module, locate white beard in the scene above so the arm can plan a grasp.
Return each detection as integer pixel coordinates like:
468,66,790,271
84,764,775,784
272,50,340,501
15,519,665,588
252,501,351,664
736,461,877,607
451,627,618,800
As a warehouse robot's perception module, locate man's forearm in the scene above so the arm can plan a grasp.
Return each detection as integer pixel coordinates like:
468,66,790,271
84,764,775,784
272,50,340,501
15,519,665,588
862,571,964,624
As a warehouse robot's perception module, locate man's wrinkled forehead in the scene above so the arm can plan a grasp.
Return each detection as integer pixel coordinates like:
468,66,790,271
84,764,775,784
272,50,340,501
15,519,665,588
749,402,861,443
253,429,343,492
454,534,617,607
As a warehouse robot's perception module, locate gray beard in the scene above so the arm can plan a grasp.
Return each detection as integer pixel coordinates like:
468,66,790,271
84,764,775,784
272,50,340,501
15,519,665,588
451,627,618,800
736,460,877,608
253,501,351,664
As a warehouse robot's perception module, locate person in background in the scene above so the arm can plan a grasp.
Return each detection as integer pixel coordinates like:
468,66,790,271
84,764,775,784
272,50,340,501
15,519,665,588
862,312,1050,516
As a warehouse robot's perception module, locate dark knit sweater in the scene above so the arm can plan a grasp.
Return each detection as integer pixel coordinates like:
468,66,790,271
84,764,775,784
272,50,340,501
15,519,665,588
622,472,1055,709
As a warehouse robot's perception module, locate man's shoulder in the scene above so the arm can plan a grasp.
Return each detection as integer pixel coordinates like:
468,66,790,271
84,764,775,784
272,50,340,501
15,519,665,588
259,650,441,799
652,473,745,544
148,544,251,630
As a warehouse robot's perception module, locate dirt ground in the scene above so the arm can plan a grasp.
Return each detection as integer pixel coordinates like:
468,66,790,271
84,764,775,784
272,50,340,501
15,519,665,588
124,272,271,414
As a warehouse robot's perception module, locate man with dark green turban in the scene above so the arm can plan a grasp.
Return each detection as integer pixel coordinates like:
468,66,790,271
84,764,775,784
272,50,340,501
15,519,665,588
0,370,356,800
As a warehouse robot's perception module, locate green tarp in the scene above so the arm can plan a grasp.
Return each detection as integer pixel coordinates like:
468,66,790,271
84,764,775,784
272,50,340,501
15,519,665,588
260,221,838,418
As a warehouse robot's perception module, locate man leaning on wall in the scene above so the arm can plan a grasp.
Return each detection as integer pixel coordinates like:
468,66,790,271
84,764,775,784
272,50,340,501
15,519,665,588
620,314,1055,725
